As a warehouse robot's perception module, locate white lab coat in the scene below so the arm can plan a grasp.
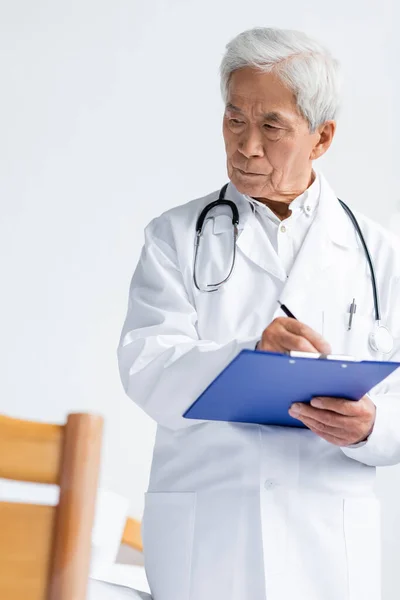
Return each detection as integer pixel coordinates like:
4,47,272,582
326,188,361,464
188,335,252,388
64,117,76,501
118,171,400,600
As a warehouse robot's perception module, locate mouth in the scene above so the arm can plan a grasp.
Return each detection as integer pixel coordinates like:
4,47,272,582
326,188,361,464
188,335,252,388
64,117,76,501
236,168,264,177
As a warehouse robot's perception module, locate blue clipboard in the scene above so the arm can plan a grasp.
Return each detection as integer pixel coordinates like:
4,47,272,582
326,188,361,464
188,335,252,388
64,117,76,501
183,350,400,427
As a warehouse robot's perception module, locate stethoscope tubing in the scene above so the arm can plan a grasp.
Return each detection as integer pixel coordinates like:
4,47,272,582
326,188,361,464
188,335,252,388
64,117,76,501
194,183,389,352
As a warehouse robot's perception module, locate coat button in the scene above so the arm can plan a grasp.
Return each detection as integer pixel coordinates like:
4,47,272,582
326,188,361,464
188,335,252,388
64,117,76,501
264,479,279,491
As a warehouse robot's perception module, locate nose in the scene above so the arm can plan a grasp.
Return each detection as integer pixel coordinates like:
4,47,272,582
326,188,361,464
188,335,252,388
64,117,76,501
238,126,264,158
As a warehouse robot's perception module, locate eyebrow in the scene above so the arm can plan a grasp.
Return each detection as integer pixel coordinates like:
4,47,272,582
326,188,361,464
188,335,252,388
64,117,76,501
225,103,290,126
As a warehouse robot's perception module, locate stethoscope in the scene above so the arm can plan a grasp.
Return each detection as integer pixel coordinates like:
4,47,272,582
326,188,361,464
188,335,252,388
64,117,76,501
193,183,394,355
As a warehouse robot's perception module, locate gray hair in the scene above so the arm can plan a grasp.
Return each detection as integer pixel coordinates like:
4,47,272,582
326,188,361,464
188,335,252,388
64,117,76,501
220,27,342,132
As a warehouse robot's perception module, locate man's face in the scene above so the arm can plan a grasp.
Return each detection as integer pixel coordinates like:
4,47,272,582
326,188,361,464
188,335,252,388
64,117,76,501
223,68,332,203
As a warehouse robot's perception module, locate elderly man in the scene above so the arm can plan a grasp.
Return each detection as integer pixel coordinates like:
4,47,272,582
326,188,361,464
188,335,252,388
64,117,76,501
118,27,400,600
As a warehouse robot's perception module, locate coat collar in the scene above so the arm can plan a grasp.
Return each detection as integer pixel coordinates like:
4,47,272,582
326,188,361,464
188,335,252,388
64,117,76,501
227,169,360,251
249,170,321,221
225,170,361,307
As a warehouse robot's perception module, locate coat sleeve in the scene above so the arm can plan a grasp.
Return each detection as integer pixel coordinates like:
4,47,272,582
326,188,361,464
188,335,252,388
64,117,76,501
117,218,259,431
341,314,400,467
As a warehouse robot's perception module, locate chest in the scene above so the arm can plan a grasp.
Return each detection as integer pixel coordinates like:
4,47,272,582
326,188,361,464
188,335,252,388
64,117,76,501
192,241,381,360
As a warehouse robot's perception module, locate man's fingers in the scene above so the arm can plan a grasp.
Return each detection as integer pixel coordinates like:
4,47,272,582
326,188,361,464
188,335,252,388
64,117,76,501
294,412,345,434
277,330,321,353
290,396,376,446
289,403,350,428
282,319,331,354
260,327,320,353
310,396,360,416
258,317,331,354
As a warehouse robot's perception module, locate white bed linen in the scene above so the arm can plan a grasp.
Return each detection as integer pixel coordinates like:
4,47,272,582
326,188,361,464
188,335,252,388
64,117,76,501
88,579,151,600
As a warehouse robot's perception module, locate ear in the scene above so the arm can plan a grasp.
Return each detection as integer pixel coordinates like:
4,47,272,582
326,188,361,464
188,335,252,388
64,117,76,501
310,121,336,160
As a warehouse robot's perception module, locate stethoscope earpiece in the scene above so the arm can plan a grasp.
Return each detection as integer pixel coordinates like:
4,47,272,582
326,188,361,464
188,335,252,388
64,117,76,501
369,323,394,355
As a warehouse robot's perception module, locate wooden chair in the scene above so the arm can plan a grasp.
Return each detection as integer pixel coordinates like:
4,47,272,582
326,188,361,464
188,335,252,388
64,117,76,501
0,412,103,600
122,516,143,553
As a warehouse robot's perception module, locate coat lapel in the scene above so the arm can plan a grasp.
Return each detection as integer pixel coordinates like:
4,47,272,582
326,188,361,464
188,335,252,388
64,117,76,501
226,174,361,321
277,172,360,322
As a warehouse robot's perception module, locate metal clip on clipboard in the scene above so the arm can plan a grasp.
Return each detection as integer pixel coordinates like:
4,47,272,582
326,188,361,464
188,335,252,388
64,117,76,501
288,351,357,362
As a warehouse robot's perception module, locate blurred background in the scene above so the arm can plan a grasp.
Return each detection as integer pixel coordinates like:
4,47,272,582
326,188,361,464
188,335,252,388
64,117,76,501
0,1,398,597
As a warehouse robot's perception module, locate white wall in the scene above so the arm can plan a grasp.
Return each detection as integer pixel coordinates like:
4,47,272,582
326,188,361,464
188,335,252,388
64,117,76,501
0,1,399,597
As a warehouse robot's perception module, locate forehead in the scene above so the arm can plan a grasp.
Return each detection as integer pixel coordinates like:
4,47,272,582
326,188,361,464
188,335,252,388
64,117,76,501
227,67,300,119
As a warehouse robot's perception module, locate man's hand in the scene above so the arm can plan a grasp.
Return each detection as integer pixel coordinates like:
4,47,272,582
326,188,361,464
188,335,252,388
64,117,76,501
288,395,376,446
256,317,376,446
256,317,331,354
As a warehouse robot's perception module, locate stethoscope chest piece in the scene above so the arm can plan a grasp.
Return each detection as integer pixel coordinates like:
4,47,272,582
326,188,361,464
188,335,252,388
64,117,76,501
369,323,394,355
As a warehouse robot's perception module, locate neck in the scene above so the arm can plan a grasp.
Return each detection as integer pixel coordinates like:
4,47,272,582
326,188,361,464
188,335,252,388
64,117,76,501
259,200,292,221
252,171,315,221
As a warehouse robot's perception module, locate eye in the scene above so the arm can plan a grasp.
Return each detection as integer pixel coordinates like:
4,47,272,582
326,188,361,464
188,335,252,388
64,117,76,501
264,124,278,130
229,118,245,125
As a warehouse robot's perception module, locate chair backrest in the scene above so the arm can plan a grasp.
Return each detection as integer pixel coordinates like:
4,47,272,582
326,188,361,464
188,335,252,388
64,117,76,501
0,412,103,600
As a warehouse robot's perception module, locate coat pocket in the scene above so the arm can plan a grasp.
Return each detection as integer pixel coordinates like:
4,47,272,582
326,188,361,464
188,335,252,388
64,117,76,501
343,497,381,600
322,311,374,359
142,492,196,600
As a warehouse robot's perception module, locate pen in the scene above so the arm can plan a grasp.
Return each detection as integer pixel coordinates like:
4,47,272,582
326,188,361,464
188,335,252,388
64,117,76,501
348,298,357,331
278,301,297,320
